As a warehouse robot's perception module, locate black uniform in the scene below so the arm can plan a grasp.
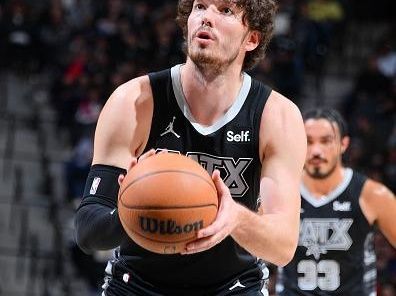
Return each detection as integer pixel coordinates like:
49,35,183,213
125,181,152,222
277,168,376,296
103,65,272,295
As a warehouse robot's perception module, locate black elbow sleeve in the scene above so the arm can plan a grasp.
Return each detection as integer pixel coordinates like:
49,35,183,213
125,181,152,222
74,164,127,253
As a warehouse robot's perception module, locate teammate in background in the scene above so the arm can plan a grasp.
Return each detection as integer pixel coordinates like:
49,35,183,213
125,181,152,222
277,108,396,296
74,0,307,295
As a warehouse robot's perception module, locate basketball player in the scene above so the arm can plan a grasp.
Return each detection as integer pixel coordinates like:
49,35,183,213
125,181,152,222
276,108,396,296
74,0,307,295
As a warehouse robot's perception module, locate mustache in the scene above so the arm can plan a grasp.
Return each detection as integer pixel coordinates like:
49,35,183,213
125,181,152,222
308,155,327,162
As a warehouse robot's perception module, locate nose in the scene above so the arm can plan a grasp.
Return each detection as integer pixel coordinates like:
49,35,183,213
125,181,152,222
202,17,212,27
201,6,216,27
309,143,323,158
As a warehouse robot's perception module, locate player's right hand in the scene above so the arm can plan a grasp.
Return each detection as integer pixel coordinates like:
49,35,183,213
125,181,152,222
182,169,240,255
117,149,168,185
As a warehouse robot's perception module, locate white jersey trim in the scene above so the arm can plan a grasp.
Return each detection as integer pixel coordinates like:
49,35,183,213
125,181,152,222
300,168,353,208
171,64,252,136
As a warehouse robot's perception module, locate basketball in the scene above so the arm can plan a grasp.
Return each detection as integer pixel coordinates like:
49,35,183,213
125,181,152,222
118,153,219,254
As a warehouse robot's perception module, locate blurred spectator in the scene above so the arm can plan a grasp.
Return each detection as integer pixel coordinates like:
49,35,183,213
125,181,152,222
2,0,39,73
253,1,304,103
342,44,395,179
375,39,396,79
64,134,93,205
37,0,71,70
307,0,344,23
269,35,304,103
304,0,345,90
74,85,102,139
62,0,93,30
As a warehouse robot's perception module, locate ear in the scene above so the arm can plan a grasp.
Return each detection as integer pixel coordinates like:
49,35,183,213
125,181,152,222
340,136,350,154
245,30,260,52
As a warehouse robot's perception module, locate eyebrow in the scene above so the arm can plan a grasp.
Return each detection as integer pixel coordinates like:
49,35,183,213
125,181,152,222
212,0,239,6
307,134,334,140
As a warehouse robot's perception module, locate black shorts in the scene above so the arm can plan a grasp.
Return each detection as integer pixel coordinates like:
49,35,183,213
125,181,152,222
101,259,268,296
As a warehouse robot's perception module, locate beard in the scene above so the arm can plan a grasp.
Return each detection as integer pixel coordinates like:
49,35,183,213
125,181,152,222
187,39,240,75
305,160,338,179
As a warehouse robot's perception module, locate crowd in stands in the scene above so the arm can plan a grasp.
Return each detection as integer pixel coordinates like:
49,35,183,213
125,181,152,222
0,0,394,294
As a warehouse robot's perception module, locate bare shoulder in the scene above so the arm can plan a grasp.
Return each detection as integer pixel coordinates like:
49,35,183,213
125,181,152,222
106,75,152,110
360,178,395,224
260,90,306,160
261,91,304,136
92,75,154,166
361,179,394,202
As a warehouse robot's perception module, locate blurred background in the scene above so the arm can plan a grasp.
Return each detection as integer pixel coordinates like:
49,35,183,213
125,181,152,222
0,0,394,295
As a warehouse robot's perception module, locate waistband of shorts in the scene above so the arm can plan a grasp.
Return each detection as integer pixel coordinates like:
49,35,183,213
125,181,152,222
106,258,265,295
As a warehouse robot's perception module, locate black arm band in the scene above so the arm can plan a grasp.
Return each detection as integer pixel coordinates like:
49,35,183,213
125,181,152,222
74,164,127,254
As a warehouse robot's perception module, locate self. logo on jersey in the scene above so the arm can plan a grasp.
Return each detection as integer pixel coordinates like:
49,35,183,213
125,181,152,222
226,127,252,143
333,201,351,211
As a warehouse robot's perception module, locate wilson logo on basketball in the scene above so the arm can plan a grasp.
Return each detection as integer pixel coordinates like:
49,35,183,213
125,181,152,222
139,216,204,234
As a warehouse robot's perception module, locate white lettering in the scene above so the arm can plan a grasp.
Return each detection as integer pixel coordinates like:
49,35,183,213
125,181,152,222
227,130,250,142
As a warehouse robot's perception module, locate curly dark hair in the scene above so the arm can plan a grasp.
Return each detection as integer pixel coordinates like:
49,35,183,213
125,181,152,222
176,0,277,71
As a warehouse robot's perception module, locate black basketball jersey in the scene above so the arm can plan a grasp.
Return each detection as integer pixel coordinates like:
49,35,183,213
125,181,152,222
278,168,376,296
118,65,271,290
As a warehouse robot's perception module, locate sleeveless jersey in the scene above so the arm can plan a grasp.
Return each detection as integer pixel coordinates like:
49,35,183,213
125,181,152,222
118,64,272,290
278,168,376,296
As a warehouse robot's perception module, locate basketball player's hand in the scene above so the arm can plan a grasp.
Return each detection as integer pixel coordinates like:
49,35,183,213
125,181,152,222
182,170,240,255
118,149,167,185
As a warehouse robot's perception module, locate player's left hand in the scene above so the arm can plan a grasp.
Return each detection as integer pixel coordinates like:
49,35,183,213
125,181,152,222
181,169,241,255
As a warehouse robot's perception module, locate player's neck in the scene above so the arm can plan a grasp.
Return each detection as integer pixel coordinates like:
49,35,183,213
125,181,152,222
180,60,244,126
303,166,346,199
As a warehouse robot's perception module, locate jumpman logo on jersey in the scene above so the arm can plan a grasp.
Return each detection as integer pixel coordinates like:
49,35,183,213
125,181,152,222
229,279,246,291
161,116,180,138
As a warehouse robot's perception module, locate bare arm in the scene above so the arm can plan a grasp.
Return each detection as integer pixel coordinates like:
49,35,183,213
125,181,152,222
360,179,396,247
184,92,306,266
74,76,153,253
93,76,153,167
230,92,306,266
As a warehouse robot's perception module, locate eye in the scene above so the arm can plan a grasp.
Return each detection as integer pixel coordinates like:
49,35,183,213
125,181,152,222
221,7,234,15
194,3,205,10
321,138,333,145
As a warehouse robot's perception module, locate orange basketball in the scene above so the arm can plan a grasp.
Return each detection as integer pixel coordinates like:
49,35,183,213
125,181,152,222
118,153,218,254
